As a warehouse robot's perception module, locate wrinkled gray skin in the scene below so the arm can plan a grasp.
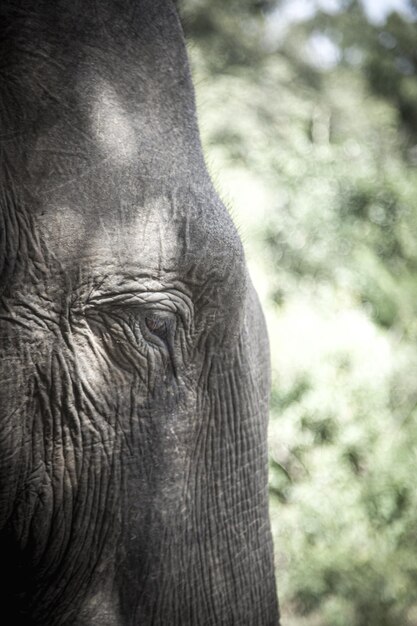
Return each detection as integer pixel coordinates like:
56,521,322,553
0,1,279,624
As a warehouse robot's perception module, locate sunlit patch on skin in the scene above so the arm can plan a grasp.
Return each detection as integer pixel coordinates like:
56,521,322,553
37,205,85,257
37,194,181,274
127,196,182,273
91,80,137,165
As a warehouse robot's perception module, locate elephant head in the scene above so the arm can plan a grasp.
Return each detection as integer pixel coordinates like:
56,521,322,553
0,0,280,623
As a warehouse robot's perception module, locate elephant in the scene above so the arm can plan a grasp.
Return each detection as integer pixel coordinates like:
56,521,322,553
0,0,279,624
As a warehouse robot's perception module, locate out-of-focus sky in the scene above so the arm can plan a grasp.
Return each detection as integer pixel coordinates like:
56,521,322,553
266,0,416,67
270,0,415,28
361,0,415,23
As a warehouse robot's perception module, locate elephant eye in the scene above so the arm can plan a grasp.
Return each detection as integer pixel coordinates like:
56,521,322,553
145,314,170,339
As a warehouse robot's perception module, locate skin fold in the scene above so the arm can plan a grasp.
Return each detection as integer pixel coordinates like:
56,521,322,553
0,0,280,623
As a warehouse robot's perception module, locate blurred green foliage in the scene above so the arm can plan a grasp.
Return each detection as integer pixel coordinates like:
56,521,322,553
180,0,417,624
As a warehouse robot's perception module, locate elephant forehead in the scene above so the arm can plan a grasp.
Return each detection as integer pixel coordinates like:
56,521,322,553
39,197,180,263
37,188,244,291
90,80,138,167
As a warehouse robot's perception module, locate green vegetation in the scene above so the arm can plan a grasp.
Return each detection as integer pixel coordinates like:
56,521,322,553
180,1,417,624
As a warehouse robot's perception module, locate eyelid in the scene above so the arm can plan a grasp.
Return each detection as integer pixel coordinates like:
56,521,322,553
85,291,177,312
81,288,193,332
84,302,175,329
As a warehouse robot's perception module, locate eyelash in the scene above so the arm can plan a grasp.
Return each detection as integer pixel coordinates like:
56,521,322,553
144,314,175,339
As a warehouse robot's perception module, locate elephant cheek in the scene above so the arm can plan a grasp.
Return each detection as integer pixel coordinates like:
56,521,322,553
72,325,197,457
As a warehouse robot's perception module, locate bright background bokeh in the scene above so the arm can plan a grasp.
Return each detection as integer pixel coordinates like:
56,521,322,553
179,1,417,624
